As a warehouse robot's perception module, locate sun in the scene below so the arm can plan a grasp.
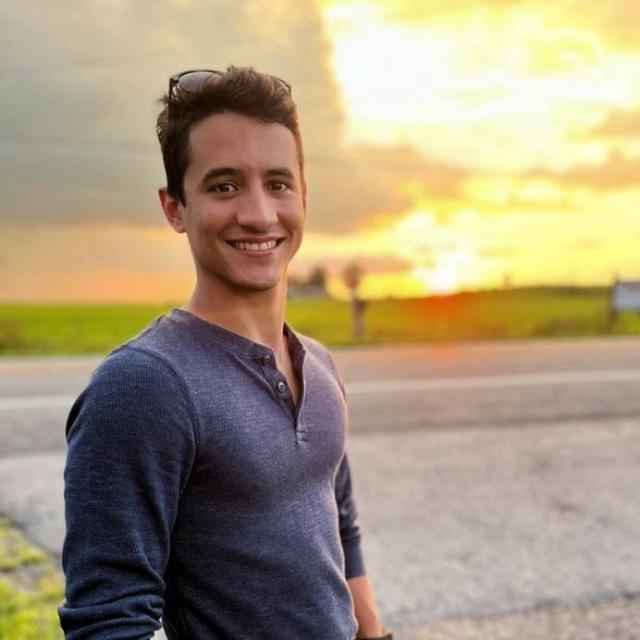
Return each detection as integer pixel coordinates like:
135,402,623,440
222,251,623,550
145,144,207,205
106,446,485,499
430,262,461,294
411,261,461,295
323,2,457,143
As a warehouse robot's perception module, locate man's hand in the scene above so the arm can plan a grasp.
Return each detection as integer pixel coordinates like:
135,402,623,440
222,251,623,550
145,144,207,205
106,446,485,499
347,575,384,638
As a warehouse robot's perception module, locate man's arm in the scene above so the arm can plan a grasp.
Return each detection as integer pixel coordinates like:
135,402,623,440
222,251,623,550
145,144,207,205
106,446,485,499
334,454,384,638
59,347,197,639
348,575,384,638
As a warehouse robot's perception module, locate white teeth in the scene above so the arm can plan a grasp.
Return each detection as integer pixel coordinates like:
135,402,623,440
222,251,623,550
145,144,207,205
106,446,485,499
231,240,278,251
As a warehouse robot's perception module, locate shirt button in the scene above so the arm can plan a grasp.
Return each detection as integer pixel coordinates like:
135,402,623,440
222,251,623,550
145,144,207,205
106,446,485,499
277,380,287,393
261,354,272,366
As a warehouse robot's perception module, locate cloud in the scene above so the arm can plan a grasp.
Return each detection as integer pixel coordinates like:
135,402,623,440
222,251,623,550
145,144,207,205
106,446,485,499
0,1,338,226
0,0,470,234
588,107,640,138
570,0,640,50
530,150,640,190
525,0,640,52
320,0,640,52
306,143,469,232
320,0,527,23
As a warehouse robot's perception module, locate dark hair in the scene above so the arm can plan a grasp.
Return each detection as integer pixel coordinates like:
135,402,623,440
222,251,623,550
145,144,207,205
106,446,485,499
156,66,303,204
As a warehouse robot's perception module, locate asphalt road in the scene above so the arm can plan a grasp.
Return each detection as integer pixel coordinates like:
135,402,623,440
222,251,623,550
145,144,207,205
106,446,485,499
1,336,639,639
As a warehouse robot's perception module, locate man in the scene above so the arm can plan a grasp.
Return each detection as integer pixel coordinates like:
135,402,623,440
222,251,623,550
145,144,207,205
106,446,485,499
59,66,390,639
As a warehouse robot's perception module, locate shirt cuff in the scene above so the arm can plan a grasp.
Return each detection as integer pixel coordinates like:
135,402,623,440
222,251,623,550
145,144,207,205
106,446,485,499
343,536,366,579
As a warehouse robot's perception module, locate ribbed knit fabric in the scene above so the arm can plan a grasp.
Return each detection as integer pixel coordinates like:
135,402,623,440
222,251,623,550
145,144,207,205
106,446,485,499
59,308,364,639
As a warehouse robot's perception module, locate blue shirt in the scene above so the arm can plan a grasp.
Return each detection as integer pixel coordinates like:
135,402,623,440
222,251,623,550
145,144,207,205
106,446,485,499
59,308,364,639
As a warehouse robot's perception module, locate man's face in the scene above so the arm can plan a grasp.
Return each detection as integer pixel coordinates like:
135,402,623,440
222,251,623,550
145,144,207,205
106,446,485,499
161,111,306,295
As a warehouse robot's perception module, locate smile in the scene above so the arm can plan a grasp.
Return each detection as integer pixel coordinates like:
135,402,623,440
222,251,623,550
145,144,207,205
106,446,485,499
227,239,283,252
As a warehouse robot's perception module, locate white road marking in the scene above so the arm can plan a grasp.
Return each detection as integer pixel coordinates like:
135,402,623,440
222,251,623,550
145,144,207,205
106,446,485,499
0,358,98,373
346,368,640,394
1,368,640,410
0,395,76,410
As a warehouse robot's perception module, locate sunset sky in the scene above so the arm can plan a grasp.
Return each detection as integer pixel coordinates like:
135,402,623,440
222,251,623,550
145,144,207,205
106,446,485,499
1,0,640,301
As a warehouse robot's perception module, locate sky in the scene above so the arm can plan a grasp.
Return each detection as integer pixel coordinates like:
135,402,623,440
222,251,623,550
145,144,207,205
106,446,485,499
1,0,640,301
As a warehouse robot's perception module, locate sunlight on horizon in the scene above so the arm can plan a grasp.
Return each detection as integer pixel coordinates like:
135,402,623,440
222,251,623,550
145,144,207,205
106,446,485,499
313,0,640,298
1,0,640,302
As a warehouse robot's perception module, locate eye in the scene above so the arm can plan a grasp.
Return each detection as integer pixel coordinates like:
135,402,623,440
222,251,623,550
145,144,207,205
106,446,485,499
269,181,290,192
210,182,238,194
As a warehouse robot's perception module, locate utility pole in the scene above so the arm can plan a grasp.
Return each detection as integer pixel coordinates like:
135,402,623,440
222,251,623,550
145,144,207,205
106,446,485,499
342,263,366,340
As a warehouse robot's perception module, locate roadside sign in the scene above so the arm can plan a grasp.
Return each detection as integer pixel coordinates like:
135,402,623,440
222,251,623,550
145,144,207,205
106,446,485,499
612,281,640,311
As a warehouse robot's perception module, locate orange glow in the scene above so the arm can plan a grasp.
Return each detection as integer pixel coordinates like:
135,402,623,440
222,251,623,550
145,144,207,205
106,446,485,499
3,0,640,302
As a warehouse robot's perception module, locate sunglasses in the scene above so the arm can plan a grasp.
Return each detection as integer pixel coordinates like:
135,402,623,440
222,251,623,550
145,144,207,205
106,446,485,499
168,69,292,98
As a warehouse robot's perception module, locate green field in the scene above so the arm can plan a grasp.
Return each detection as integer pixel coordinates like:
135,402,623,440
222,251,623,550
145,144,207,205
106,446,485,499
0,519,63,640
0,287,638,356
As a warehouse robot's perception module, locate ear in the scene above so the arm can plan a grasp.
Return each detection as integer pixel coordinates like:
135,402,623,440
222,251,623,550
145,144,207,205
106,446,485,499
159,187,186,233
301,179,308,215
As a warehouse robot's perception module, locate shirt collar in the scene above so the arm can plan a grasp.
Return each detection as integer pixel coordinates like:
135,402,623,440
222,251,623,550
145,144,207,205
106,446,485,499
168,307,304,360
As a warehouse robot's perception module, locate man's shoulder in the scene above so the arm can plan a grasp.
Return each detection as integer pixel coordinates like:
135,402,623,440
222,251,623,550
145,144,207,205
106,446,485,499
86,311,193,390
119,309,189,356
296,330,332,362
81,346,183,417
100,309,203,369
293,329,343,380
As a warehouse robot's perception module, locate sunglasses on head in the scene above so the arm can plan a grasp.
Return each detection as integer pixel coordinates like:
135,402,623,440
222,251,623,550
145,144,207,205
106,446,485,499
168,69,292,98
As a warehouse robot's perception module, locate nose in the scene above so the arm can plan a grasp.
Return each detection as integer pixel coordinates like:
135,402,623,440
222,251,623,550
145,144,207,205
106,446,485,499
235,185,278,230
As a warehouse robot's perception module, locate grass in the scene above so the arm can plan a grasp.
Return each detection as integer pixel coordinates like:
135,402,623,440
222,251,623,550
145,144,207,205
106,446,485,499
358,286,640,344
0,304,170,356
0,519,63,640
0,287,638,356
0,520,47,571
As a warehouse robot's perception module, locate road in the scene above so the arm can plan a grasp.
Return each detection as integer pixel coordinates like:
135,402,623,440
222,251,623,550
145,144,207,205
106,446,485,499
1,336,639,638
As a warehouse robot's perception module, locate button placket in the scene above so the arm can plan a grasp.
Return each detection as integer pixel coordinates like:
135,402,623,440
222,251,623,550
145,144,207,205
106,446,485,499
290,347,306,441
295,414,307,443
261,354,272,367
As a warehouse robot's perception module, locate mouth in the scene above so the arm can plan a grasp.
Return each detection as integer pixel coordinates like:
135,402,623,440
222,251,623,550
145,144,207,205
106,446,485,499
226,238,284,253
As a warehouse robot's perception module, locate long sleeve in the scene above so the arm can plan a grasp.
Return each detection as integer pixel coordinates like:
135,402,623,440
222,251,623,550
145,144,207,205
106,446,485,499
59,347,197,639
335,452,366,579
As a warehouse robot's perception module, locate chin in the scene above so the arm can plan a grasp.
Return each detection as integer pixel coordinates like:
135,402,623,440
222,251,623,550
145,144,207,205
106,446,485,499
234,277,282,292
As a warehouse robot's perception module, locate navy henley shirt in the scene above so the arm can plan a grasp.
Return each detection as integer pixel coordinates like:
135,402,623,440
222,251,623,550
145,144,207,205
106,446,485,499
59,308,365,639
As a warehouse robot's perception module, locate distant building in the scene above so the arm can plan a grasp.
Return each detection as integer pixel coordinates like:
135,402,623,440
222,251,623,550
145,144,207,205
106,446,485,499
287,283,328,299
610,279,640,320
287,266,328,299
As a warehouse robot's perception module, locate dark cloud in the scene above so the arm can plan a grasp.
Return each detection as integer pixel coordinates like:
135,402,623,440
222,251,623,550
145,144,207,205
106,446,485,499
0,0,470,233
588,107,640,138
0,0,334,225
530,150,640,190
306,144,469,232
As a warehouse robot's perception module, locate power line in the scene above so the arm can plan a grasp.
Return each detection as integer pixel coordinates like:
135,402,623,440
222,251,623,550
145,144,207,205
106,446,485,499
0,134,459,176
0,134,158,156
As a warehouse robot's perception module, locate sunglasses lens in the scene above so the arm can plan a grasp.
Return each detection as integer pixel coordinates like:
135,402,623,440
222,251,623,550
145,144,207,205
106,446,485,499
175,70,221,93
170,70,291,97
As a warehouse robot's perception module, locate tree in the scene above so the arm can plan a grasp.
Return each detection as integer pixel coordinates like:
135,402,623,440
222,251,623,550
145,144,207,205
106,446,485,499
341,262,367,340
307,265,327,291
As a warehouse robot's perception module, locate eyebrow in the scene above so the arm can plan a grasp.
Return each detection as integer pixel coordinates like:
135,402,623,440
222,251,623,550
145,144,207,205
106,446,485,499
199,167,240,186
266,168,295,179
199,166,295,187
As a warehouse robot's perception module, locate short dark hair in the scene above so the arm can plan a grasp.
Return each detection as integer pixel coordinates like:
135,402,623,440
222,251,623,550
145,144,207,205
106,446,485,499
156,66,303,204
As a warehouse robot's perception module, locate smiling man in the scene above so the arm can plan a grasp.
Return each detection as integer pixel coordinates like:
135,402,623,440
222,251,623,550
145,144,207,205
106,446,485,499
59,67,389,640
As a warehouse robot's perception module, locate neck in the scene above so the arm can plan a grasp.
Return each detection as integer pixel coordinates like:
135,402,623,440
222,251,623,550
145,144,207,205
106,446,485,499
182,279,289,356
